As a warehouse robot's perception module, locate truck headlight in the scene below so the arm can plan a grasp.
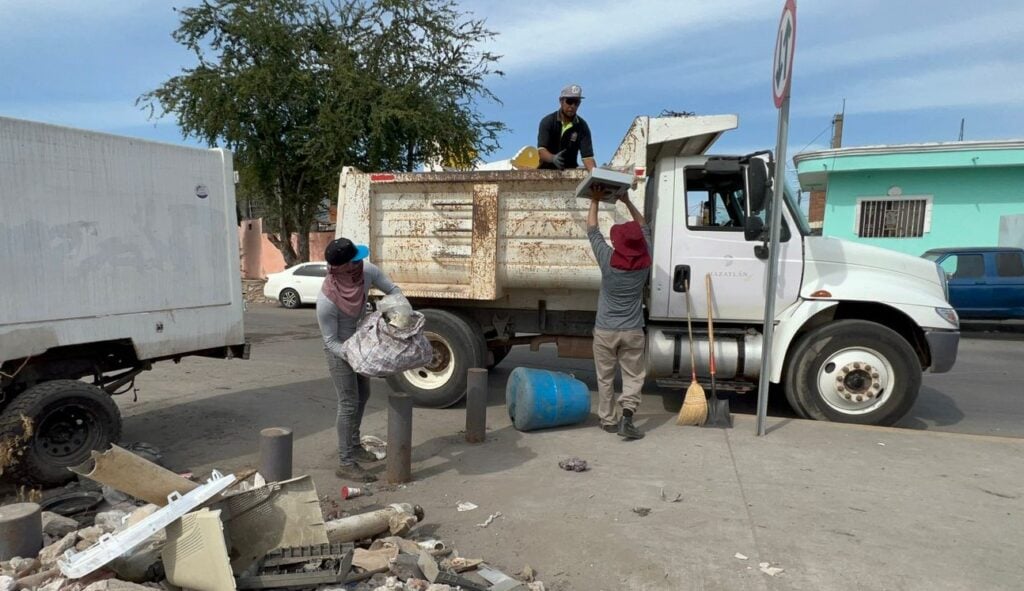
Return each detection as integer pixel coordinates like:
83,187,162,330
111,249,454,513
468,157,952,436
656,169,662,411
935,307,958,327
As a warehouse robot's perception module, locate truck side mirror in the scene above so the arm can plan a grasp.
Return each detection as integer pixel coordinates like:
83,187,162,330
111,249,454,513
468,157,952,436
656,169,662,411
744,216,765,242
746,159,769,212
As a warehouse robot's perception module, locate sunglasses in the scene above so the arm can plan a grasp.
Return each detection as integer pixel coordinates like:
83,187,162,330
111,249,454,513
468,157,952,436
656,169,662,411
562,98,581,106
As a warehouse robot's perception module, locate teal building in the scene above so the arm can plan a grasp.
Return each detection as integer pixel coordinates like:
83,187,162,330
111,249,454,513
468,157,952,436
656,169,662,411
794,141,1024,256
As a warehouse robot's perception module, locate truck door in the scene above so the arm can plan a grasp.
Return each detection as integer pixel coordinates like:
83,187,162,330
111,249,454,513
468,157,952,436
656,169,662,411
939,252,989,317
649,156,802,323
991,250,1024,318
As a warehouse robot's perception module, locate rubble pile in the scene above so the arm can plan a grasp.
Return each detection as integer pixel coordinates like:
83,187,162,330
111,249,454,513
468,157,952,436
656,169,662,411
2,445,545,591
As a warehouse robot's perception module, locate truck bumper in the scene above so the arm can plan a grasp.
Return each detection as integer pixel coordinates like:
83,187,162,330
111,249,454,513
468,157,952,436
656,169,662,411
925,330,959,373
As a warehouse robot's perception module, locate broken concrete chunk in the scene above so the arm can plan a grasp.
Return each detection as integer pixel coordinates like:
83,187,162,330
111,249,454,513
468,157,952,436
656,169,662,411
759,562,784,577
0,575,14,591
94,511,129,534
515,565,535,582
441,557,482,573
77,526,106,546
526,583,546,591
9,557,39,578
13,567,59,590
404,580,430,591
370,536,421,556
424,585,452,591
37,576,68,591
41,512,79,538
388,514,417,537
389,553,425,581
38,533,77,567
82,580,159,591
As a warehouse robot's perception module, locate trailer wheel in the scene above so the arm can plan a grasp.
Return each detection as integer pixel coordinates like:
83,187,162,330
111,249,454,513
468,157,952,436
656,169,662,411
785,320,920,426
386,309,486,408
0,380,122,486
279,288,301,309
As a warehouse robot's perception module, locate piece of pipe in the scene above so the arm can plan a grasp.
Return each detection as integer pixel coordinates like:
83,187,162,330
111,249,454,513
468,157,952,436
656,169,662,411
259,427,293,483
465,369,488,444
0,502,41,561
386,393,413,484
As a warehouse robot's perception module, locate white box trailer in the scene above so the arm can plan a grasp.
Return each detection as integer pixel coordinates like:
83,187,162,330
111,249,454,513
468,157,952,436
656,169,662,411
336,114,960,426
0,117,246,485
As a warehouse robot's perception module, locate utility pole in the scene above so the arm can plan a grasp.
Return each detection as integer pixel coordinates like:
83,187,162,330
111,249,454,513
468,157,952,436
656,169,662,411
959,118,965,141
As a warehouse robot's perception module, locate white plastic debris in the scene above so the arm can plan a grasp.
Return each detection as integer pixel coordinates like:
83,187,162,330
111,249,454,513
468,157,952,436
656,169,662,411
58,470,236,578
735,553,748,560
456,502,478,512
476,512,502,528
361,435,388,460
759,562,784,576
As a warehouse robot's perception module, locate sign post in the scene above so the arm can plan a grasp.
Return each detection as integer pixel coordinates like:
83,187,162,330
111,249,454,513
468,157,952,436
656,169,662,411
756,0,796,436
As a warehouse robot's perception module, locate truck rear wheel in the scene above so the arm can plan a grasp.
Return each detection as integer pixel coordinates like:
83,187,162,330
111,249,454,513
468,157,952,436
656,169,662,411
386,309,486,408
785,320,921,426
0,380,122,486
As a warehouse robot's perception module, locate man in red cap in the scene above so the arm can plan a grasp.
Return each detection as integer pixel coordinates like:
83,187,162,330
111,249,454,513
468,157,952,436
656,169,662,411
587,191,652,439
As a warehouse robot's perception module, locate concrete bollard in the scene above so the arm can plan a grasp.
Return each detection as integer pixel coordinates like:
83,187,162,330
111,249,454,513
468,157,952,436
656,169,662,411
386,393,413,484
259,427,293,483
0,502,42,561
466,368,488,443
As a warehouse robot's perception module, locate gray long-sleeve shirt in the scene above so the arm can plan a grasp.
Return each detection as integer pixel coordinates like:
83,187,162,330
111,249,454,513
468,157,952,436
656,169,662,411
588,225,653,331
317,261,401,358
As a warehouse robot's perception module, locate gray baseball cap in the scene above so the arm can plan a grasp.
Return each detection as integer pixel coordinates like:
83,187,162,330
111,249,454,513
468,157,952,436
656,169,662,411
559,84,584,99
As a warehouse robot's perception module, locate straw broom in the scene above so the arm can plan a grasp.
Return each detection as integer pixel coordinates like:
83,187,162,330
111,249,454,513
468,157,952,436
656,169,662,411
676,280,708,426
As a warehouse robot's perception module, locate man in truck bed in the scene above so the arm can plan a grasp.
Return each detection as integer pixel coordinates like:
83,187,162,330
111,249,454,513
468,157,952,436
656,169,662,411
537,83,596,171
586,191,652,440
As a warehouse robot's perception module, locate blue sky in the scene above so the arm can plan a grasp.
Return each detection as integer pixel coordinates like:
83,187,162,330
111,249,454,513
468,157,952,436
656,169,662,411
3,0,1023,180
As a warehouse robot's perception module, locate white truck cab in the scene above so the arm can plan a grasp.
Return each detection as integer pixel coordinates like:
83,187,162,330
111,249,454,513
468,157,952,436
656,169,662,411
337,114,959,426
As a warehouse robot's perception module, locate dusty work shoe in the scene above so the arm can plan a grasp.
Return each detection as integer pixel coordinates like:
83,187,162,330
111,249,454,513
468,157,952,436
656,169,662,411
352,446,380,463
335,463,378,483
618,416,645,440
601,423,619,434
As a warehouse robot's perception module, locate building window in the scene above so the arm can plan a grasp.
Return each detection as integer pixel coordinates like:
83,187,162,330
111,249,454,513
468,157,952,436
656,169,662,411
854,196,932,238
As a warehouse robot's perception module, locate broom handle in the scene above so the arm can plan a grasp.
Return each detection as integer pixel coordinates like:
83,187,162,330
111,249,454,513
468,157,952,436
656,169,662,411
685,281,697,380
706,274,715,377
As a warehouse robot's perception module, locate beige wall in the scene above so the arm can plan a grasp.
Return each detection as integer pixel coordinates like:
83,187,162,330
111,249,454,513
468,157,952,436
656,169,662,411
238,219,335,279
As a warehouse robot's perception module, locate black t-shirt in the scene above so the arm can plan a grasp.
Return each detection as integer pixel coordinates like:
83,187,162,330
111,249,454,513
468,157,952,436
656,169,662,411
537,111,594,169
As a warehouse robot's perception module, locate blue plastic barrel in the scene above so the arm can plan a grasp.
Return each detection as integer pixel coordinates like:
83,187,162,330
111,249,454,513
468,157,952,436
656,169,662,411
506,367,591,432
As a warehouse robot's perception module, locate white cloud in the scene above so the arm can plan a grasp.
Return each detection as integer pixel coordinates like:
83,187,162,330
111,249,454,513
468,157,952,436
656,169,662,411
480,0,774,73
805,61,1024,115
798,6,1024,75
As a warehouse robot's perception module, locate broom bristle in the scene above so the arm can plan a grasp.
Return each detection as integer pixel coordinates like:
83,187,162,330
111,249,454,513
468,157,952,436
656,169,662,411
676,381,708,426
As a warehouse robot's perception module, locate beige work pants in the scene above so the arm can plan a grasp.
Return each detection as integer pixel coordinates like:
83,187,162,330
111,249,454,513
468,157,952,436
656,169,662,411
592,328,647,426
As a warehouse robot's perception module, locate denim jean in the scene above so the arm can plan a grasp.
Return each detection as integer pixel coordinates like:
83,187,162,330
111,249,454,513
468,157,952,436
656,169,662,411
325,351,371,466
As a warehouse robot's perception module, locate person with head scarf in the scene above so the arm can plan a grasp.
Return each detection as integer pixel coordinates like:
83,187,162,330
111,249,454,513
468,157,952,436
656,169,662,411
317,237,402,482
586,189,653,440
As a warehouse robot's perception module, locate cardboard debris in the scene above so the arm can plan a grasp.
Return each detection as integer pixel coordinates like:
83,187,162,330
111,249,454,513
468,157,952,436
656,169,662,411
353,545,400,571
70,445,198,507
215,475,328,575
162,509,235,591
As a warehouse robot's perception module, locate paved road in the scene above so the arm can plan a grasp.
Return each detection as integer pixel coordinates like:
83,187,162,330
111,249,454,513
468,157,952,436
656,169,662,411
245,304,1024,439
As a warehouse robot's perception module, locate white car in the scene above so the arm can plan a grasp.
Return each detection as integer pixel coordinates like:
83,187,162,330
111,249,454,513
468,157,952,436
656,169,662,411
263,262,328,308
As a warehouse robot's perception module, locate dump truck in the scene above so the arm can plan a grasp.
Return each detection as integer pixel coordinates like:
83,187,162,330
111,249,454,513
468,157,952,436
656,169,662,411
336,114,959,426
0,117,247,485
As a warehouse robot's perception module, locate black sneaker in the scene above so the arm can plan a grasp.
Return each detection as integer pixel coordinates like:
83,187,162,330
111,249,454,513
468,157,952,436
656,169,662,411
618,416,645,440
335,463,378,482
601,423,618,434
352,446,381,463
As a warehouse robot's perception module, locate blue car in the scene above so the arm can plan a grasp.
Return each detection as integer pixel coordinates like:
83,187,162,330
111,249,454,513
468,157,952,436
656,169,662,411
922,247,1024,319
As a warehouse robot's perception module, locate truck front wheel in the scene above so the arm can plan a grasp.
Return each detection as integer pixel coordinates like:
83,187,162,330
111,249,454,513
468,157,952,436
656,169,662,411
386,309,486,408
0,380,122,486
785,320,921,426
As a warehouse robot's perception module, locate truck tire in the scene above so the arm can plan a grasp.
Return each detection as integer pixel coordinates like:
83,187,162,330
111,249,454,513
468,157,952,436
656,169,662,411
0,380,122,486
784,320,921,426
279,288,301,309
386,309,486,408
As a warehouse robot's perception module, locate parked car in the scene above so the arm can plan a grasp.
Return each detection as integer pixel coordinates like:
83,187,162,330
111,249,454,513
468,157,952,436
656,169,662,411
923,247,1024,319
264,262,328,308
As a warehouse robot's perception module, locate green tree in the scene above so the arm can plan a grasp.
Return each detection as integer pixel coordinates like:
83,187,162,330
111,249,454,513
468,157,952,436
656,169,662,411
141,0,504,265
